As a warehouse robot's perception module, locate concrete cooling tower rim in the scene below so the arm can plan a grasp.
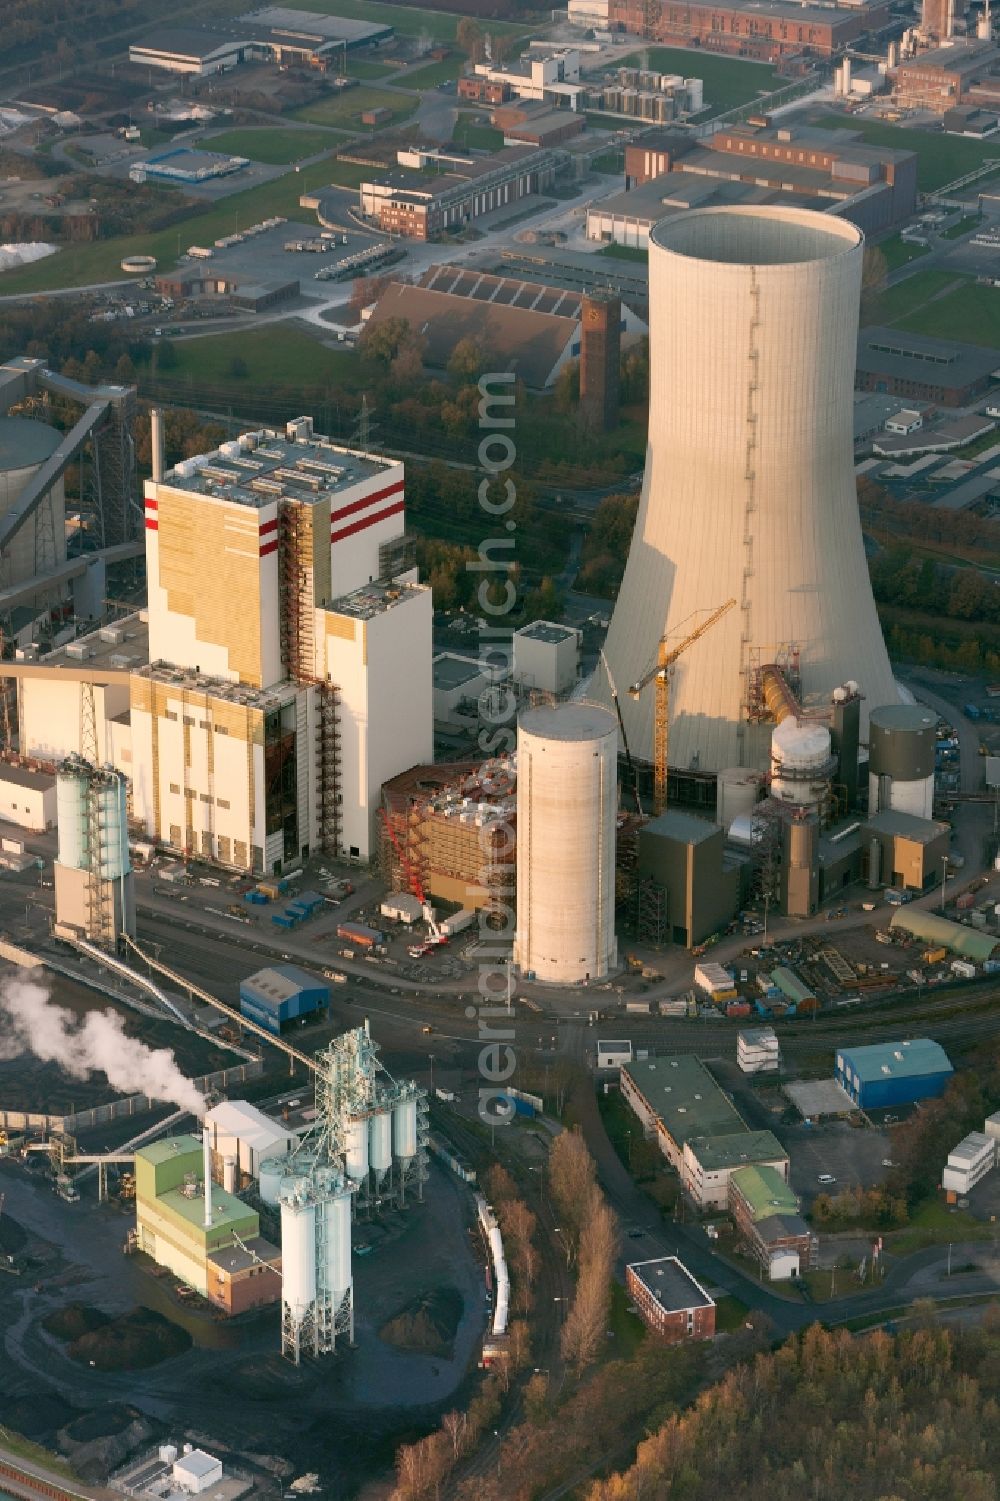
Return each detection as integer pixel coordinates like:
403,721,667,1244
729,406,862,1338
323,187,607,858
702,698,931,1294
649,205,863,269
519,702,617,742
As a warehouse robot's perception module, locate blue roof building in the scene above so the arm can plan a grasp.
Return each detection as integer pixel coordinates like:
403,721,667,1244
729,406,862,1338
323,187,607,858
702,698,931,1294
835,1038,953,1110
239,964,330,1036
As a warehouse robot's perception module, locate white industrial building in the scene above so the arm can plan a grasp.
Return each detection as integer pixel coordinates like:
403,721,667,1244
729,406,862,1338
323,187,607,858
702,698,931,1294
0,764,56,830
738,1027,780,1074
432,652,491,728
597,1039,633,1070
513,620,580,696
942,1131,995,1195
594,206,900,777
473,48,584,109
204,1099,296,1185
515,702,618,984
172,1452,224,1495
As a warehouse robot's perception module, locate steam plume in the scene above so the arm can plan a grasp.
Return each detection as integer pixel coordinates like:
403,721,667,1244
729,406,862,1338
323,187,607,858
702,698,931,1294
0,976,204,1115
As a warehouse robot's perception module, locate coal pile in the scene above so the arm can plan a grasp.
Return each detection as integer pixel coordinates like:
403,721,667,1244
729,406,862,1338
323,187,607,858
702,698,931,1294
379,1288,463,1359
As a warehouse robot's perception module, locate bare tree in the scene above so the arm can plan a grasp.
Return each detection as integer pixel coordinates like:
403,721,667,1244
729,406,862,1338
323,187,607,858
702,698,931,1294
549,1129,597,1260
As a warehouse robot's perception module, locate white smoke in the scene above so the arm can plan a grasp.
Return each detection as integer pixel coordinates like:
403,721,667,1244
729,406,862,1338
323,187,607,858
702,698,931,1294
0,976,204,1115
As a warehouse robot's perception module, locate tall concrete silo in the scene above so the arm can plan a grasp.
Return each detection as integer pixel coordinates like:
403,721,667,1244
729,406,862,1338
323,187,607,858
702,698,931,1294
596,206,899,779
514,702,618,983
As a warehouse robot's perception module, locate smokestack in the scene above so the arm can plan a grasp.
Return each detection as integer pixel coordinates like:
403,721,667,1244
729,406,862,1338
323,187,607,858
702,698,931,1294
202,1126,213,1229
594,206,899,776
150,407,164,484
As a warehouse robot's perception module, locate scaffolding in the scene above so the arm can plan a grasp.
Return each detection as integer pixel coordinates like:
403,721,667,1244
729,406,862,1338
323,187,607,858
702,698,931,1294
80,685,114,948
635,873,669,946
88,386,138,547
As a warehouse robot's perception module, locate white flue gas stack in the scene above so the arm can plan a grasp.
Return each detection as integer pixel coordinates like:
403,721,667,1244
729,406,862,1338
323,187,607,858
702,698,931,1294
596,206,899,775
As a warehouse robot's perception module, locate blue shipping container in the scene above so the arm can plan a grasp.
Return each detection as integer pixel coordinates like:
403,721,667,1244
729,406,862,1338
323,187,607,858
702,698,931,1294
244,890,268,905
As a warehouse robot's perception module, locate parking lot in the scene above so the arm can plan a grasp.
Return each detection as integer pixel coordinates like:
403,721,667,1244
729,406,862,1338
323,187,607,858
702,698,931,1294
783,1118,892,1204
194,218,381,302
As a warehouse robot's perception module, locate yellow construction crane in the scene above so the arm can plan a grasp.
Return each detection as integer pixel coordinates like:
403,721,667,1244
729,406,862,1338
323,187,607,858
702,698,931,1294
629,599,736,816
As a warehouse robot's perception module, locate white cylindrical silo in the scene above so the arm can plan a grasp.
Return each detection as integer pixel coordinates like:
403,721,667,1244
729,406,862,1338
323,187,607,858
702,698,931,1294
0,416,68,585
369,1108,392,1178
96,774,130,880
393,1094,418,1162
258,1159,284,1206
324,1186,353,1298
770,721,834,808
279,1179,316,1322
345,1117,369,1181
223,1155,237,1194
56,763,90,871
594,206,899,776
716,767,762,831
514,703,618,984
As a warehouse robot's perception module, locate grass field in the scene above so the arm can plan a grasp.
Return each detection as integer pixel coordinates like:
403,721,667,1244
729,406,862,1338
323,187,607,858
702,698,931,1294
322,157,376,188
149,326,361,393
452,116,504,150
942,213,981,239
403,58,463,89
0,155,343,294
864,268,966,327
202,127,342,163
814,114,1000,193
879,232,931,272
345,56,395,78
607,1281,647,1360
598,242,647,262
285,0,530,41
888,1197,993,1255
295,84,417,128
617,47,781,112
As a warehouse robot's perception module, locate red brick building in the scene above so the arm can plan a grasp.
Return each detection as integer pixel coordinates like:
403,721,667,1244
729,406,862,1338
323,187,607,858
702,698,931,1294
206,1237,282,1315
626,1257,716,1340
458,76,512,103
607,0,888,58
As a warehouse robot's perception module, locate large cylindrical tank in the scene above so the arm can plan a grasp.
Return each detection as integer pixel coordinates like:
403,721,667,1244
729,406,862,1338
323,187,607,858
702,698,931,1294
323,1185,352,1298
715,767,762,831
0,415,68,585
770,720,834,808
278,1179,316,1322
258,1159,284,1206
96,773,130,880
593,207,899,775
56,763,90,871
345,1117,369,1181
222,1156,237,1194
369,1108,392,1177
514,702,618,984
868,703,936,819
393,1094,418,1162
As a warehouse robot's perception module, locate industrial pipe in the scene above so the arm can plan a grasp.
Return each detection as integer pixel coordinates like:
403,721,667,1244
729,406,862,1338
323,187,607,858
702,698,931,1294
151,407,164,484
759,665,801,724
202,1126,213,1229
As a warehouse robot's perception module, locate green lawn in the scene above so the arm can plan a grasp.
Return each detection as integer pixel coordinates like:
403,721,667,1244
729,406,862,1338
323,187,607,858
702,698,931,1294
616,47,781,113
591,149,623,174
608,1280,647,1359
598,242,647,262
0,1429,80,1482
888,1197,994,1255
149,326,361,393
452,117,504,151
942,213,981,239
322,157,376,188
814,114,1000,193
202,127,342,164
714,1295,752,1333
864,268,967,327
894,278,1000,347
879,232,931,272
345,56,395,79
0,156,345,294
403,58,463,89
295,84,417,129
283,0,529,41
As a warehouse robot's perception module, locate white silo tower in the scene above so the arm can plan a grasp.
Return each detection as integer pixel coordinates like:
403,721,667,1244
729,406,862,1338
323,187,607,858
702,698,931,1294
369,1102,392,1183
595,206,899,781
514,702,618,984
344,1116,369,1182
54,758,135,948
278,1175,318,1362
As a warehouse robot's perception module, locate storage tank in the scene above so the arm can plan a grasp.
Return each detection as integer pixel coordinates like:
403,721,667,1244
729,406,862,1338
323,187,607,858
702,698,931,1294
0,416,68,584
345,1117,369,1181
770,720,835,808
716,767,762,831
726,810,755,847
369,1107,392,1179
279,1178,317,1322
868,703,937,819
685,76,703,111
56,762,90,871
321,1180,353,1298
258,1158,284,1206
96,773,130,879
514,702,618,984
223,1155,237,1194
393,1092,418,1162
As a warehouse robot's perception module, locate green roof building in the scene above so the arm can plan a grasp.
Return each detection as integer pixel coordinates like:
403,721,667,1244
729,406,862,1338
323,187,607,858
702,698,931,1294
728,1163,799,1223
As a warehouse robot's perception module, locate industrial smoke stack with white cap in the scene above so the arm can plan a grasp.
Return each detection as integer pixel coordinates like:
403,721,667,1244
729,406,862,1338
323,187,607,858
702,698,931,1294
202,1125,213,1229
595,205,900,777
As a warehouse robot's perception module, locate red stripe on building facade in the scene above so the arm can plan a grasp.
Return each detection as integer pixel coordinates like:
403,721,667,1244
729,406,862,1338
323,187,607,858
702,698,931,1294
259,539,279,558
329,480,403,527
259,518,278,537
145,520,158,531
330,500,404,545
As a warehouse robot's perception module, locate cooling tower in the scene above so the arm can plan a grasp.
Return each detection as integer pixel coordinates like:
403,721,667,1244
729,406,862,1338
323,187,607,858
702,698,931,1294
597,206,899,777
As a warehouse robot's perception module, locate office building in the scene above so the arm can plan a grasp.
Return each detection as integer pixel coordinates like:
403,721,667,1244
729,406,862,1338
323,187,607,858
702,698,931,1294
606,0,889,58
625,1257,715,1340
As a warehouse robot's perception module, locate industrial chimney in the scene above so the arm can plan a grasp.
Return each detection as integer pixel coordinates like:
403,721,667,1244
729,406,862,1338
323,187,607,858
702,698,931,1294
202,1125,213,1230
150,406,164,484
595,205,899,778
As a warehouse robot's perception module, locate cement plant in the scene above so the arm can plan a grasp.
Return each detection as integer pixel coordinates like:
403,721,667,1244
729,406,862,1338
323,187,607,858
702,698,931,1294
9,1,1000,1494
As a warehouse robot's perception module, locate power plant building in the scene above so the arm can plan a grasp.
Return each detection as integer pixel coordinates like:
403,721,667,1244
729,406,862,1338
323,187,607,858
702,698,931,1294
134,1134,282,1315
596,206,899,781
635,809,745,948
514,702,618,983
